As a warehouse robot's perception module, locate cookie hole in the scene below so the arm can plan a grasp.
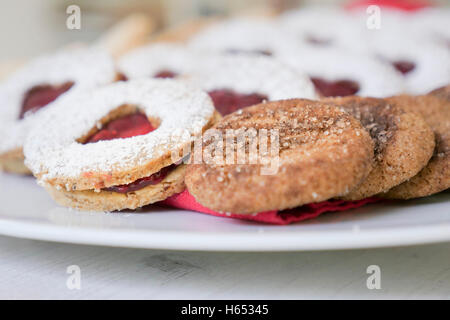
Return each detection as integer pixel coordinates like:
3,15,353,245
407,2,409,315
225,49,272,56
154,70,178,79
392,60,416,75
19,81,74,119
305,35,332,46
208,89,268,115
77,104,160,144
311,77,360,97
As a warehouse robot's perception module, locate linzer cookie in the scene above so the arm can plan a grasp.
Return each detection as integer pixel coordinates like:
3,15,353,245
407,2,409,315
185,99,374,214
279,45,406,98
0,47,116,174
117,43,195,80
188,17,297,56
184,55,317,115
383,93,449,199
23,79,217,211
323,96,435,200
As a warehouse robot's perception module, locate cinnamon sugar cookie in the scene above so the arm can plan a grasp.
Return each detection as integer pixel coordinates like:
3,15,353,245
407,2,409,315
383,94,449,199
323,96,435,200
0,47,116,174
24,79,217,211
185,99,374,214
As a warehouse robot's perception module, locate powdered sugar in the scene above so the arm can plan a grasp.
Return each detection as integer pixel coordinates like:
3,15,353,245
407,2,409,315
279,45,406,97
183,54,317,101
118,43,197,79
0,47,116,154
188,17,298,56
24,79,215,183
118,42,317,101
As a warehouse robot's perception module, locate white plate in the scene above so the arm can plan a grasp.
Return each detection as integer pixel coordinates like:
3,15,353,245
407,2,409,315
0,173,449,251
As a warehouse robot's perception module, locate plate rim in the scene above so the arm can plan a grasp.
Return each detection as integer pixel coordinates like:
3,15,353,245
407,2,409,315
1,218,449,251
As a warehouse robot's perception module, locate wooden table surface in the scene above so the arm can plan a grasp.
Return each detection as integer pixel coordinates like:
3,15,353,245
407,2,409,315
0,235,449,299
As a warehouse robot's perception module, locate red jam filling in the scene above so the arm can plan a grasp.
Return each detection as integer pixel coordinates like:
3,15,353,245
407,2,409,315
392,60,416,75
311,77,360,97
19,82,74,119
154,70,178,79
86,113,156,143
208,89,268,115
104,164,177,193
84,112,177,194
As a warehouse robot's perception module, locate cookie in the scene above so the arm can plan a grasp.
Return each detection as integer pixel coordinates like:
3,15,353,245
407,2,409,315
184,55,317,115
188,17,297,57
279,45,406,98
279,6,362,50
118,43,195,80
119,47,317,116
24,79,217,211
323,96,435,200
0,47,117,174
185,99,374,214
362,23,450,94
383,94,449,199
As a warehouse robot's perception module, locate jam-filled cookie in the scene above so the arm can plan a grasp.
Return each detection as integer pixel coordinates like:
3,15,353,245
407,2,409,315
120,47,317,116
371,39,449,94
117,43,195,80
383,93,449,199
279,6,362,50
188,18,296,57
323,96,435,200
0,47,117,174
184,55,317,115
24,79,217,211
185,99,374,214
279,46,406,98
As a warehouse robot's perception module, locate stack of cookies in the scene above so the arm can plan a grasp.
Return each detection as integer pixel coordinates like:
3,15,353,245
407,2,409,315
0,4,448,217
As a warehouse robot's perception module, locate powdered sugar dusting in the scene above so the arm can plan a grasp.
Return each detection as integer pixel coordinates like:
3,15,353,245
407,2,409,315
279,45,406,97
24,79,215,183
183,55,317,101
188,18,298,56
0,47,116,154
118,43,196,79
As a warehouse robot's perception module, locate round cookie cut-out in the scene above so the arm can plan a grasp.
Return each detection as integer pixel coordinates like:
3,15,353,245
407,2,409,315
185,99,375,214
24,79,217,211
0,47,116,174
323,96,435,200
